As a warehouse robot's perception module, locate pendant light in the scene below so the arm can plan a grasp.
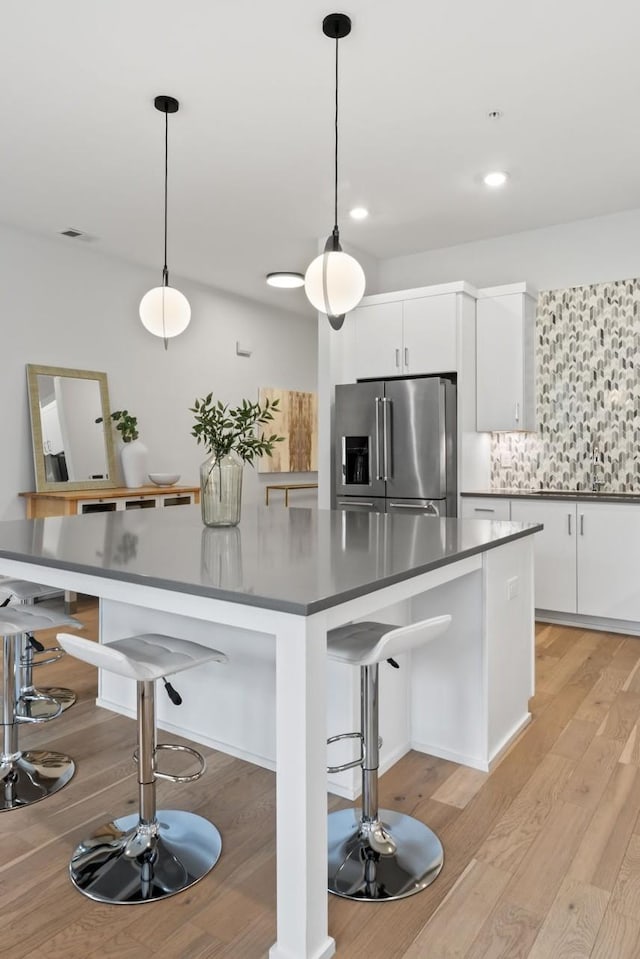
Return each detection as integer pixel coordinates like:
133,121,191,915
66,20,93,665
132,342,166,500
139,95,191,349
304,13,365,331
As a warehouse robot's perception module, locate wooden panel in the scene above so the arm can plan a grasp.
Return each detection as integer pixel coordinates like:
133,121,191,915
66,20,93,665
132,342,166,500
568,763,640,891
257,387,317,473
402,859,510,959
590,909,640,959
525,877,608,959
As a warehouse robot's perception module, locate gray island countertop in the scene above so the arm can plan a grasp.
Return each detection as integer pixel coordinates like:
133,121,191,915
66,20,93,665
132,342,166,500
0,506,542,615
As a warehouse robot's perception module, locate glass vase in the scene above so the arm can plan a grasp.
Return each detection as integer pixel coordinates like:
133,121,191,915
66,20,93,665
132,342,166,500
200,452,243,527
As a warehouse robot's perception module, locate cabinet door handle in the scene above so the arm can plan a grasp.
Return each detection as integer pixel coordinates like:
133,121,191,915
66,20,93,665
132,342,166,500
404,347,409,368
395,348,400,369
567,513,572,535
580,513,584,536
515,402,520,423
474,507,495,513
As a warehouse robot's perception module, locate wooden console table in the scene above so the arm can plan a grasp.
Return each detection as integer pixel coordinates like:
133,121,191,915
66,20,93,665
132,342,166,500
20,485,200,519
264,483,318,507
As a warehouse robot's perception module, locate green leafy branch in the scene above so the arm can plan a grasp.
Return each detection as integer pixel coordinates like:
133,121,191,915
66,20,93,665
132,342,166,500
96,410,139,443
190,395,284,465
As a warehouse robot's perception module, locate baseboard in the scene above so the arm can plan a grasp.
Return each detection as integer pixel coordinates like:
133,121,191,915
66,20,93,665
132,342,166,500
488,714,532,771
411,714,531,773
536,610,640,636
410,739,489,772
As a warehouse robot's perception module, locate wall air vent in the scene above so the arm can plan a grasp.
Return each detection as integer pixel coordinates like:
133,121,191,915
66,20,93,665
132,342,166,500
59,228,96,242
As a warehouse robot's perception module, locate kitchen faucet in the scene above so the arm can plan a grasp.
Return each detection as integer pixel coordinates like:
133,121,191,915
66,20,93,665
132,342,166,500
589,444,604,492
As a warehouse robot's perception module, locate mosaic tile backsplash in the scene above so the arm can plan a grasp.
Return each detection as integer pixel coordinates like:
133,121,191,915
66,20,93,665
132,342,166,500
490,277,640,492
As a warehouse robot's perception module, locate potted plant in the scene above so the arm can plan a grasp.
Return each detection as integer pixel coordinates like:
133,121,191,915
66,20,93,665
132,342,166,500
191,394,284,526
97,410,148,488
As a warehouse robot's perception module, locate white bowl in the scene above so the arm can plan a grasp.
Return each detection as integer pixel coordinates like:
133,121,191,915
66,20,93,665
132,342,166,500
148,473,181,487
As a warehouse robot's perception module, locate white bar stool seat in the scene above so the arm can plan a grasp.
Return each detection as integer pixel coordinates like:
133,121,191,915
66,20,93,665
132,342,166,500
0,604,83,810
0,577,76,716
326,614,451,901
57,631,228,904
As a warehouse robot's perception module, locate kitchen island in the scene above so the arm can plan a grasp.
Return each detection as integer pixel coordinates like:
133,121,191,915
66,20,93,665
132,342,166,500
0,506,540,959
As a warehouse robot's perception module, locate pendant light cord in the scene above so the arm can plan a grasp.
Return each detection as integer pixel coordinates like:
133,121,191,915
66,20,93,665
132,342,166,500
333,34,339,236
163,108,169,286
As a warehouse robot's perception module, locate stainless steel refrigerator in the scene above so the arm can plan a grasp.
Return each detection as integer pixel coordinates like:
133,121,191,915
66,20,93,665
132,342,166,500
334,377,457,516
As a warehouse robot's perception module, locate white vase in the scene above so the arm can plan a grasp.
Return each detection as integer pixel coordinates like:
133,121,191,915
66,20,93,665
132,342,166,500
120,440,148,488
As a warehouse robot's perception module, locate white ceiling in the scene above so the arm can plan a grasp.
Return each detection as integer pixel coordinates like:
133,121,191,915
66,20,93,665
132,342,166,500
2,0,640,314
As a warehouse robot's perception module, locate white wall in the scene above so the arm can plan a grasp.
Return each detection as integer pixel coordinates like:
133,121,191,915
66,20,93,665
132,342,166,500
1,223,317,520
377,207,640,294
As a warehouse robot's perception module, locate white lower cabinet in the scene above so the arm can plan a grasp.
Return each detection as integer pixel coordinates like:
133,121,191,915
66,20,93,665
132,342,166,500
463,496,640,623
510,500,577,614
577,503,640,621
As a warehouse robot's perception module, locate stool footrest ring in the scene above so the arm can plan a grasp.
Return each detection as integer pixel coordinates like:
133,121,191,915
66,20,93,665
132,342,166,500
327,731,364,774
21,646,65,668
133,743,206,783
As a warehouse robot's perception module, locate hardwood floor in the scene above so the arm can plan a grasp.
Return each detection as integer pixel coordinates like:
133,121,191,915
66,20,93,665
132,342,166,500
2,605,640,958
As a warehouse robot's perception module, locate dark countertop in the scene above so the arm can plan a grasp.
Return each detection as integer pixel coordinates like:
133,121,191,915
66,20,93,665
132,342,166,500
0,506,542,615
462,489,640,504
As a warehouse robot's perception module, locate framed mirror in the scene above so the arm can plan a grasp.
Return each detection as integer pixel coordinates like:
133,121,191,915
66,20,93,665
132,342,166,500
26,364,118,492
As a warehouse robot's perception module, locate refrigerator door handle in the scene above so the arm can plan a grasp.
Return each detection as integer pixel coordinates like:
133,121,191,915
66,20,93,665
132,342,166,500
374,398,383,481
438,381,447,497
382,397,392,481
337,500,375,507
389,502,440,515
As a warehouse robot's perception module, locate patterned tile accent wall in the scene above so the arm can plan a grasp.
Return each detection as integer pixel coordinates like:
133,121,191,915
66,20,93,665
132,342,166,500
491,277,640,492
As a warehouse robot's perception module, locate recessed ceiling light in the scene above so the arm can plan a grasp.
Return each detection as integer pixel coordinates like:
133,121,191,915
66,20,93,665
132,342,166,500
266,272,305,289
349,207,369,220
483,171,509,187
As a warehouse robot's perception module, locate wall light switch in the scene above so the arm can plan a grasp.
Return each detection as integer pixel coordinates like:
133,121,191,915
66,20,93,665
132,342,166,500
236,341,252,357
501,451,514,468
507,576,519,600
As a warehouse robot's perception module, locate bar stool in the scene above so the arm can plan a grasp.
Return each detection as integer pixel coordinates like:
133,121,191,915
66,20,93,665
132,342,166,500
0,578,76,717
57,631,228,904
0,604,83,810
326,614,452,901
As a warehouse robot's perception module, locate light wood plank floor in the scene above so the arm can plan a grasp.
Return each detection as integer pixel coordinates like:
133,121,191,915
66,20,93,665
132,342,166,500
3,602,640,958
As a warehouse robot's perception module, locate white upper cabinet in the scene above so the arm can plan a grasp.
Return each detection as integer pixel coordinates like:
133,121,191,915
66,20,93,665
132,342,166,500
403,295,457,375
353,293,458,380
353,301,403,380
476,286,536,432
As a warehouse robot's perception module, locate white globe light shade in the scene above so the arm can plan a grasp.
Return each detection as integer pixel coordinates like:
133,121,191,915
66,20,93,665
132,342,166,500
304,251,365,317
139,286,191,339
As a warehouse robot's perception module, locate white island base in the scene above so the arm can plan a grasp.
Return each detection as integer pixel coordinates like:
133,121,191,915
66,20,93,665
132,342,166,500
98,536,534,799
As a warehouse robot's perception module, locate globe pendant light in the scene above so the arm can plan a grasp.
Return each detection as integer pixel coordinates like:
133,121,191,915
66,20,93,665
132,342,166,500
304,13,365,331
139,95,191,349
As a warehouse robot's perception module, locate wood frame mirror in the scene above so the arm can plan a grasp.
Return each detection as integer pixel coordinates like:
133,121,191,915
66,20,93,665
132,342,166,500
26,364,118,492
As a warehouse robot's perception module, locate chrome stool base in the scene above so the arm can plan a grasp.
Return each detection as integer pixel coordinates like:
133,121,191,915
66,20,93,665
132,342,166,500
0,750,75,811
69,809,222,903
327,808,444,901
22,686,76,718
